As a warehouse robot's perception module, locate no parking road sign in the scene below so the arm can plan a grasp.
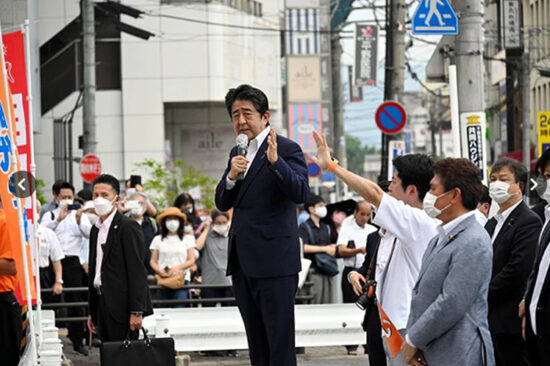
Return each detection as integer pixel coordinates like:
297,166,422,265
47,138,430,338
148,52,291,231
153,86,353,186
375,101,407,135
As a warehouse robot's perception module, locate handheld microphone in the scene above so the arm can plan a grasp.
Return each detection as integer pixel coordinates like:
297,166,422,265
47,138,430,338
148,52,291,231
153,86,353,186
236,134,248,180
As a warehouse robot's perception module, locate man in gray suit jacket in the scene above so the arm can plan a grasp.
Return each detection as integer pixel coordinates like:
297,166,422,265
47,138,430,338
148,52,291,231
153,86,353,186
402,158,495,366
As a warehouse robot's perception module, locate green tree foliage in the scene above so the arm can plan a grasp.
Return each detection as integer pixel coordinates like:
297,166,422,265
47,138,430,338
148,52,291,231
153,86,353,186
134,159,217,211
346,134,380,176
35,178,47,205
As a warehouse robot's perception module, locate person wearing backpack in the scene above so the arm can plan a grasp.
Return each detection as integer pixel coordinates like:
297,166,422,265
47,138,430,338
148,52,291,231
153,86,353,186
298,194,338,304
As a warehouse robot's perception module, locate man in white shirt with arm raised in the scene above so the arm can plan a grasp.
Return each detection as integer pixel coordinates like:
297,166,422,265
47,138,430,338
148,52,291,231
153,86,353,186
312,131,438,366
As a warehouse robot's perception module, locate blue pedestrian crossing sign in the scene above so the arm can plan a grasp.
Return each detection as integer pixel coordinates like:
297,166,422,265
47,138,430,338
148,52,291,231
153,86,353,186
412,0,458,35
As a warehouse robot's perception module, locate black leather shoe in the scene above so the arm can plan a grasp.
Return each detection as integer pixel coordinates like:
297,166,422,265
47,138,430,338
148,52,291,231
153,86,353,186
74,344,89,356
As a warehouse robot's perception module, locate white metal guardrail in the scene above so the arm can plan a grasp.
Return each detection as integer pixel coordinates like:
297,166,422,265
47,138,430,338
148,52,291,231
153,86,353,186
142,304,366,352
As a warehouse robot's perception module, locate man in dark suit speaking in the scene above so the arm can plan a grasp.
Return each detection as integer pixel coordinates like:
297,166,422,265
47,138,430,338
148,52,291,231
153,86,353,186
87,174,153,342
215,84,309,366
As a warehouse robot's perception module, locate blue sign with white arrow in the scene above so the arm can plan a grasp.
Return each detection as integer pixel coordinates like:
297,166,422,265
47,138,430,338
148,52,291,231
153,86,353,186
412,0,458,35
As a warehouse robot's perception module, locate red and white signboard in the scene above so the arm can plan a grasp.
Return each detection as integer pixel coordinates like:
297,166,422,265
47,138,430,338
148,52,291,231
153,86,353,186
80,154,102,183
3,31,32,215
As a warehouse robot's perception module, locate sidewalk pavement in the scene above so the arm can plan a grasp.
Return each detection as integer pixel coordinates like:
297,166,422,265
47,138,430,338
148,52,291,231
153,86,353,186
60,332,370,366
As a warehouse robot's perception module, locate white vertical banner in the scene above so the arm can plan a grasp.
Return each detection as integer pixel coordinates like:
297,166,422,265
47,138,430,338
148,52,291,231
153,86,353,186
388,140,405,181
460,112,488,184
501,0,521,49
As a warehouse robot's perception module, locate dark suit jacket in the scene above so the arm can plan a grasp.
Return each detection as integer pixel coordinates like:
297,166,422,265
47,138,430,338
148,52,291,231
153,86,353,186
88,211,153,325
485,201,541,335
215,134,309,278
524,216,550,359
355,230,381,329
531,200,547,222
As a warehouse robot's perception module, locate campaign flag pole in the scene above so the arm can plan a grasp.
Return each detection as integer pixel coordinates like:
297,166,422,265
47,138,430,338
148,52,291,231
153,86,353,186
0,20,38,364
23,18,42,343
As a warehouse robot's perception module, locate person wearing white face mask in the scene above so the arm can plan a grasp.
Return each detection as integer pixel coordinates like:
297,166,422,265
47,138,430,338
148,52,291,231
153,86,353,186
298,194,338,304
520,148,550,366
402,157,495,366
483,158,541,366
40,181,91,355
127,192,158,275
149,207,196,308
87,174,153,344
195,209,234,306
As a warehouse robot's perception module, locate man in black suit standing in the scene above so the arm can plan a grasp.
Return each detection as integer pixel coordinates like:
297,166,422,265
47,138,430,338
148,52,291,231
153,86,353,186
87,174,153,342
521,147,550,366
485,158,541,366
216,84,309,366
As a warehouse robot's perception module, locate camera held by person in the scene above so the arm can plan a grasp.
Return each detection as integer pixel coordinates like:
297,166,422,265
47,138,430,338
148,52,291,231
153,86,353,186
355,279,377,311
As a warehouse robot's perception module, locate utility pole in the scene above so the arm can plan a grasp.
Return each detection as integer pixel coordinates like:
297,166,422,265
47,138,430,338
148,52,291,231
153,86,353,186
331,33,346,169
522,30,532,197
82,0,96,188
380,0,406,181
453,0,487,182
390,0,406,102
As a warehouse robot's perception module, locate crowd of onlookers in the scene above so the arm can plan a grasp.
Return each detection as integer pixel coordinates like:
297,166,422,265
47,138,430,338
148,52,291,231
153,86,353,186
35,147,550,365
37,178,234,355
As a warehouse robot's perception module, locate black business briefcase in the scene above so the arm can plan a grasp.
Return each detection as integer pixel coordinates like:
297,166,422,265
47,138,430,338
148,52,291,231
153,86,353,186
100,329,175,366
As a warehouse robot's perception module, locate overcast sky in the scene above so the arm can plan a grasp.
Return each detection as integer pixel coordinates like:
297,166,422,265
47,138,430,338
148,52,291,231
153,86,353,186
341,0,442,148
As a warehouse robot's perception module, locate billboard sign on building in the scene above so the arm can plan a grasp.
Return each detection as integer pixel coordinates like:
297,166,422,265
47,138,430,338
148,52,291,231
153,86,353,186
286,8,320,55
287,56,322,102
288,103,322,153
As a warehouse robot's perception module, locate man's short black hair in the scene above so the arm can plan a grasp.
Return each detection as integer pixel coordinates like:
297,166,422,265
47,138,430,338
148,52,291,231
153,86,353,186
537,147,550,176
52,179,65,195
433,158,482,210
77,188,93,201
479,185,491,205
491,157,528,191
92,174,120,195
225,84,269,117
59,181,75,194
304,194,324,212
393,154,434,201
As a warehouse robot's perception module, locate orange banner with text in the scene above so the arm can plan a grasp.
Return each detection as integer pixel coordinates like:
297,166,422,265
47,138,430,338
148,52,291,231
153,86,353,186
0,47,36,304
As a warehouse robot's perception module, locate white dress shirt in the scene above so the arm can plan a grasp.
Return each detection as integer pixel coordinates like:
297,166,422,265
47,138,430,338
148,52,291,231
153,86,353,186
93,209,117,289
529,204,550,335
491,200,522,243
226,126,271,190
37,225,65,268
435,211,476,247
474,209,488,227
337,215,377,268
372,193,439,330
41,208,91,257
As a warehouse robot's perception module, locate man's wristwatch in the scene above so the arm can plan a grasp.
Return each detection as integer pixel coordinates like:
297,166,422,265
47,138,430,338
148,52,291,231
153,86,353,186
55,279,64,285
131,311,143,317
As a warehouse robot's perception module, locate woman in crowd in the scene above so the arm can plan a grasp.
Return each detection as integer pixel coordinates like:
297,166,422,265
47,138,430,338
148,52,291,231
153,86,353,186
150,207,196,308
195,209,233,305
174,193,203,236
